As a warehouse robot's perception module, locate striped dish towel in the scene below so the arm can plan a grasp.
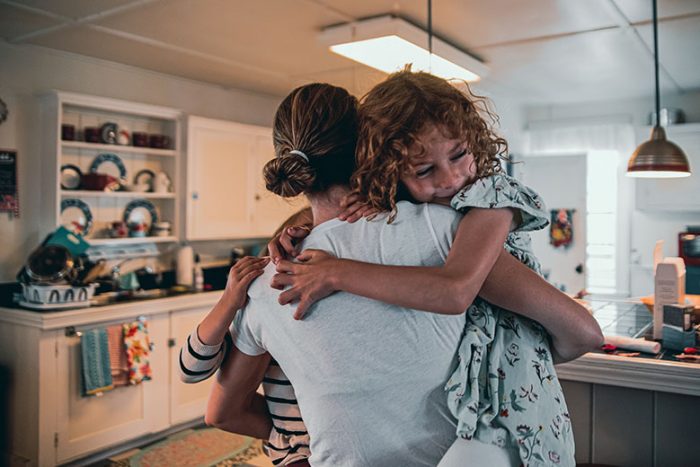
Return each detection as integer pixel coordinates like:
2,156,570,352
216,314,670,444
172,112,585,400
81,328,114,396
107,324,129,387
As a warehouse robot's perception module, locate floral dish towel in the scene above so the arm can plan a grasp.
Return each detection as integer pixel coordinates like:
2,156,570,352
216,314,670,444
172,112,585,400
123,319,153,384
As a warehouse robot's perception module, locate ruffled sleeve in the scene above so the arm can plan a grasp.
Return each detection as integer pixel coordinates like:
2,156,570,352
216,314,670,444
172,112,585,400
451,173,549,232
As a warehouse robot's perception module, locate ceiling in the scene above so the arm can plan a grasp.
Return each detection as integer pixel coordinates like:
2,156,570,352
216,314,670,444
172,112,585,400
1,0,699,104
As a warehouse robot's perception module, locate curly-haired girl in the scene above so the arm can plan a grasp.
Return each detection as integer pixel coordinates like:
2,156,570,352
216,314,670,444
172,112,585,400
272,69,602,466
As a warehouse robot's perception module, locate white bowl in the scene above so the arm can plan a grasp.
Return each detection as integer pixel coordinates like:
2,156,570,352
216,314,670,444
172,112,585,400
22,283,97,304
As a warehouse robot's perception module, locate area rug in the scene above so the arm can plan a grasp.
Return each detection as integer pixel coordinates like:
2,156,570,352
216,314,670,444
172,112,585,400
110,427,272,467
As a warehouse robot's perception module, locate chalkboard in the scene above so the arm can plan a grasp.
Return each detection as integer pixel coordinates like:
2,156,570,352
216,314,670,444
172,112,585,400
0,149,19,217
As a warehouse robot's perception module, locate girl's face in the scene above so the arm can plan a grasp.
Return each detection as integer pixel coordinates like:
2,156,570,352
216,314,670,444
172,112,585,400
401,124,476,205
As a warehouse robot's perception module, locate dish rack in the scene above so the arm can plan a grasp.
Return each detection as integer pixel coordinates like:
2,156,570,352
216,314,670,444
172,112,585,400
19,283,97,310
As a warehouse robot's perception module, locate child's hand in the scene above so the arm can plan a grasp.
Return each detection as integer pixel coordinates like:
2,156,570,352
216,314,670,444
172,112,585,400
267,225,311,262
338,193,379,223
221,256,270,312
270,249,338,320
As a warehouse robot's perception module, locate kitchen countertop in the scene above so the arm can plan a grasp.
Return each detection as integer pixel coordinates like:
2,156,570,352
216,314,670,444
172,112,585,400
1,292,698,396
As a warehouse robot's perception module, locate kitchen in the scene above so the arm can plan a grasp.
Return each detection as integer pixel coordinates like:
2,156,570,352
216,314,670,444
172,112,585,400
0,1,699,466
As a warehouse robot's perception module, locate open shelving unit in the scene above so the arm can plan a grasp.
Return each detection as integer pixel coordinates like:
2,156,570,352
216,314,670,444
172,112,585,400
41,91,183,246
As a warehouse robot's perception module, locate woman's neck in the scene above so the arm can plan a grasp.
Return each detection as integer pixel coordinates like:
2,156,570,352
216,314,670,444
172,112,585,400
308,185,351,227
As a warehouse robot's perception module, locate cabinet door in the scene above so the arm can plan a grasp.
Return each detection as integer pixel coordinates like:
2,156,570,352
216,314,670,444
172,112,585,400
186,117,256,239
170,306,218,425
55,313,170,463
635,124,700,211
250,133,309,237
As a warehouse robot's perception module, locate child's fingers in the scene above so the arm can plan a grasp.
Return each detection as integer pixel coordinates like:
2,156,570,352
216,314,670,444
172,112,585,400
278,287,300,306
279,231,298,257
275,259,298,274
267,239,282,263
293,300,310,320
339,202,365,222
236,257,269,279
270,272,294,290
240,268,265,288
340,193,360,208
287,225,311,238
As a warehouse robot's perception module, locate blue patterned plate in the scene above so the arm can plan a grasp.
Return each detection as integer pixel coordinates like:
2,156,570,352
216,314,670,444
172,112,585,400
89,153,127,182
60,198,93,236
123,199,158,231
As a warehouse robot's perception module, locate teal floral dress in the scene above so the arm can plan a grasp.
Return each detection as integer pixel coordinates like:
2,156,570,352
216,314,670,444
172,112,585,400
446,173,575,467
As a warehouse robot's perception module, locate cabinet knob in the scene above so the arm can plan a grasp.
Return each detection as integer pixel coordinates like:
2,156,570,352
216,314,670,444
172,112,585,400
192,192,199,200
167,338,176,348
254,194,261,201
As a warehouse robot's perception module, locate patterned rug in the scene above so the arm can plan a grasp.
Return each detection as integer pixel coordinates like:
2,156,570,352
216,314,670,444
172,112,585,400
108,427,273,467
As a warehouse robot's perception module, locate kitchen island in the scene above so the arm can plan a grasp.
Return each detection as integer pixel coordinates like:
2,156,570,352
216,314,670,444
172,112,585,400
0,293,698,466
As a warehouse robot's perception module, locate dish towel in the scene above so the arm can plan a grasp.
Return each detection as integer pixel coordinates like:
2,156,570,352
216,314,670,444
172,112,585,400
123,319,153,384
107,324,129,386
81,328,114,396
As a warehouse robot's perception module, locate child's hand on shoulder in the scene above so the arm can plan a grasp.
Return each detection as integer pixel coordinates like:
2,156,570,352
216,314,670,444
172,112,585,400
338,193,379,223
267,225,311,262
270,249,339,320
221,256,270,311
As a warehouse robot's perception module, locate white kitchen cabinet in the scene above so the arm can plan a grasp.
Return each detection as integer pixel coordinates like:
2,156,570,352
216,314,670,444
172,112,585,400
40,91,182,245
0,293,222,466
169,305,217,425
186,116,306,240
635,123,700,211
54,313,170,463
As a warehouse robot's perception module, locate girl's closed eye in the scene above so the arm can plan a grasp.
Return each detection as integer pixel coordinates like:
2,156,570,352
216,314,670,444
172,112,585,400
415,166,433,178
450,149,468,162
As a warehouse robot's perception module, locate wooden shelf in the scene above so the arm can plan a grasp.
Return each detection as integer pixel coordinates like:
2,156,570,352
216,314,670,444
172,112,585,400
61,190,176,199
61,141,176,157
87,236,177,245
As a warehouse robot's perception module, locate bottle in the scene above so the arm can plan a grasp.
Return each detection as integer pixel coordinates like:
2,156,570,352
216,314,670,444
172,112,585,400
194,254,204,292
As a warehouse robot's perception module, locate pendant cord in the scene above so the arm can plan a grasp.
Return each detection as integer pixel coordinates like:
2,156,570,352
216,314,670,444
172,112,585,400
653,0,660,123
427,0,433,71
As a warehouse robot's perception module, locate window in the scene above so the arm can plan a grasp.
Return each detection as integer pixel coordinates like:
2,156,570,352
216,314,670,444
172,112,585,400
586,150,619,294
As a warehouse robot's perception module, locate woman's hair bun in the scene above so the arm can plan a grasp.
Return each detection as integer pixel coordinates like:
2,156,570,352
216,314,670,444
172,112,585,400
263,152,315,198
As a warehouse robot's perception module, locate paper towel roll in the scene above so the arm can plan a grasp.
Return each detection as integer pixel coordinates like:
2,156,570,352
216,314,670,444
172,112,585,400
604,335,661,354
176,245,193,287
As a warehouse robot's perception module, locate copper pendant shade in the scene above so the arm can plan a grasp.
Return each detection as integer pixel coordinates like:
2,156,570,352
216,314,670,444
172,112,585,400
626,0,691,178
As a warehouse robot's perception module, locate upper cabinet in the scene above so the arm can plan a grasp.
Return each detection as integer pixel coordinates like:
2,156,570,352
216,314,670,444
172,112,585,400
185,116,306,240
635,123,700,211
40,91,182,245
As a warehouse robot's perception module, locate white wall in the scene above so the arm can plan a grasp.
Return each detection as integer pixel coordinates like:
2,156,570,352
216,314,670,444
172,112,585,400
524,91,700,297
0,42,283,282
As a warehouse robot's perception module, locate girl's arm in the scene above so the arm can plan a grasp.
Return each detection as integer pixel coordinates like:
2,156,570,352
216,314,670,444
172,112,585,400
179,256,269,383
479,251,603,362
205,346,273,439
274,207,514,316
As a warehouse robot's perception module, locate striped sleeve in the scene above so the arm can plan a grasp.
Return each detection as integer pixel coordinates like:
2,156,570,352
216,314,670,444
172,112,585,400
178,327,229,383
261,362,311,465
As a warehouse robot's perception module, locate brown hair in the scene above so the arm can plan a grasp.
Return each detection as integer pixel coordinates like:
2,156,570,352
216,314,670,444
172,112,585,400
352,68,508,218
263,83,358,198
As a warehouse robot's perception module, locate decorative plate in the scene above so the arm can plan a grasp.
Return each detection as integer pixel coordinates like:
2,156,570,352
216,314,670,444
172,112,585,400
60,198,93,236
133,168,155,188
89,153,127,181
60,164,82,190
100,122,118,144
123,199,158,230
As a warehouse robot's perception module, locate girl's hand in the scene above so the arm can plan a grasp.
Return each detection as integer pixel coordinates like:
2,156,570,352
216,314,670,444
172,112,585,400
338,193,379,223
270,249,339,320
267,225,311,263
221,256,270,312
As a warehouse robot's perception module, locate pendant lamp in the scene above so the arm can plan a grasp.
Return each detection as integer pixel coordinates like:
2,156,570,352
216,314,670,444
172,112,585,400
627,0,690,178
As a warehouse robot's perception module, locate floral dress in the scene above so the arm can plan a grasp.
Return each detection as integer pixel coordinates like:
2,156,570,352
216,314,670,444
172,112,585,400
446,173,575,467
